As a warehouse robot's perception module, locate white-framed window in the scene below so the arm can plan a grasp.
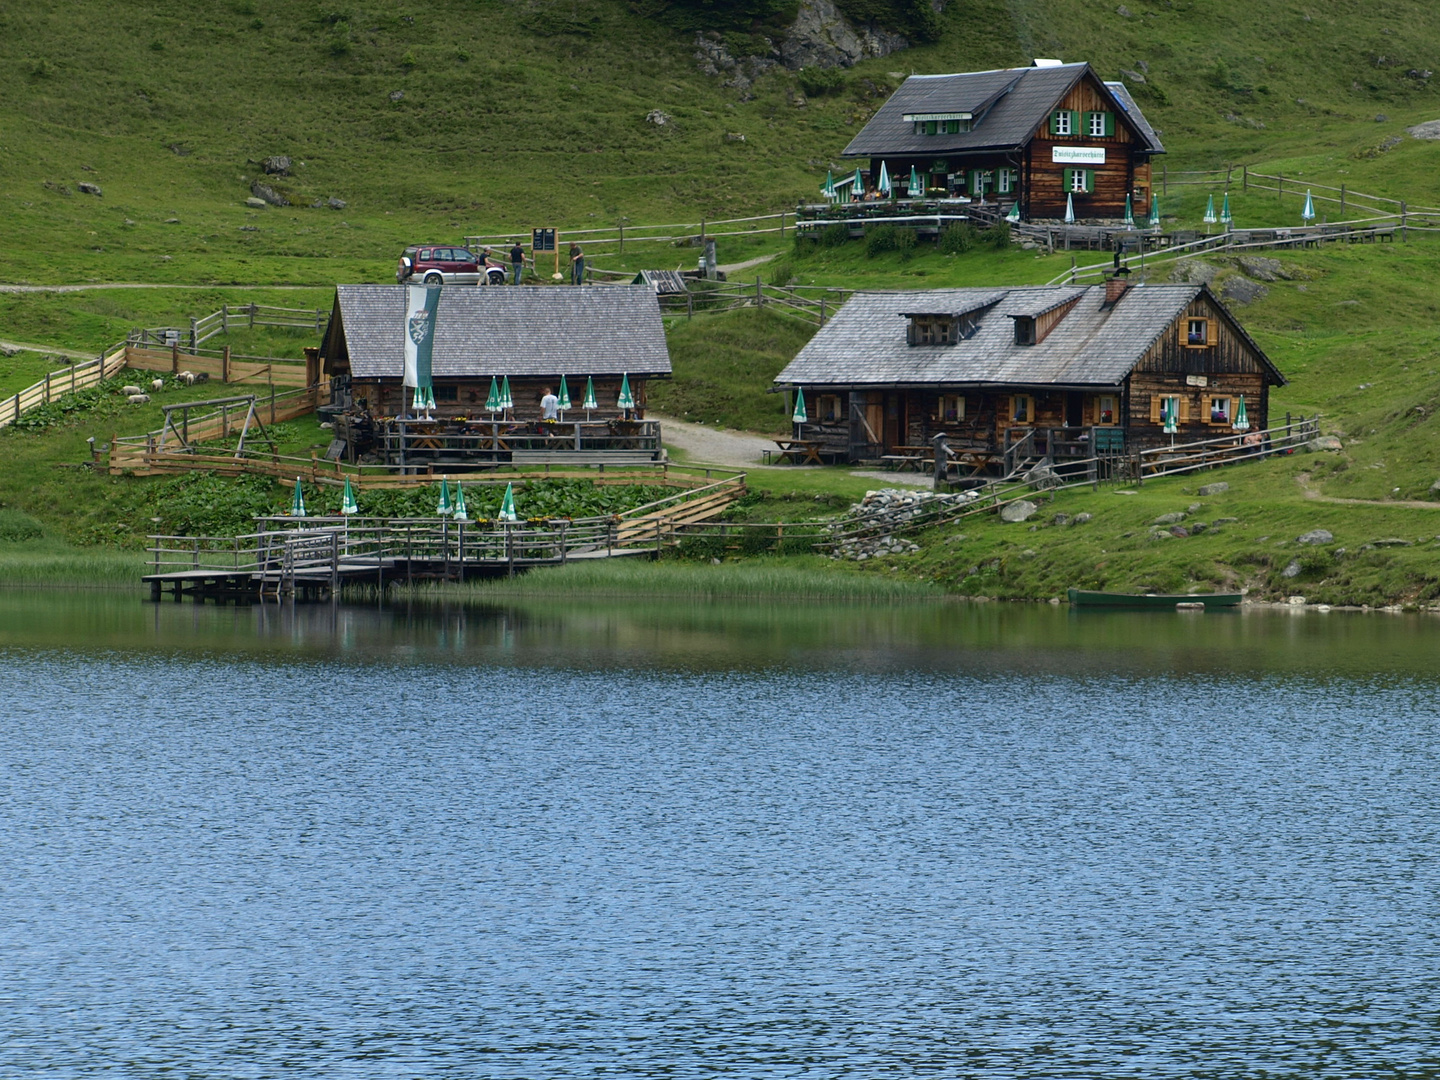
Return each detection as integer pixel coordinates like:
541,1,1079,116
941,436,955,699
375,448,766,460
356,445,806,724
938,394,965,422
997,168,1017,194
1067,168,1092,193
1186,318,1213,347
1208,396,1232,424
1086,111,1114,137
1052,110,1073,136
1096,394,1117,425
1011,394,1033,423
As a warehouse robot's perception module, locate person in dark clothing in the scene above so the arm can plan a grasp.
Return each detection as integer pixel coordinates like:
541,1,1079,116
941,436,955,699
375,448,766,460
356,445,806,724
509,241,525,285
569,242,585,285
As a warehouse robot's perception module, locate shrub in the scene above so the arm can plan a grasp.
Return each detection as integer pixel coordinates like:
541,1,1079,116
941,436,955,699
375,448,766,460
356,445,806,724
865,224,918,259
819,222,850,248
797,67,845,97
0,509,45,543
939,222,976,254
767,255,796,287
983,221,1012,250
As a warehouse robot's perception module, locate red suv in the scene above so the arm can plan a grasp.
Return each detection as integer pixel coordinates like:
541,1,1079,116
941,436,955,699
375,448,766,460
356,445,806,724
396,245,481,285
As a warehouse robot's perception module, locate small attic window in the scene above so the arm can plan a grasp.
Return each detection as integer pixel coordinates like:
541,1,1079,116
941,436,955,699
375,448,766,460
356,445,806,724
906,314,968,346
1014,316,1037,346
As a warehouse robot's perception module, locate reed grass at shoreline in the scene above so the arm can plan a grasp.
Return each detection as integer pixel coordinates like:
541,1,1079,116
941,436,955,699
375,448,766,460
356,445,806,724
0,549,148,588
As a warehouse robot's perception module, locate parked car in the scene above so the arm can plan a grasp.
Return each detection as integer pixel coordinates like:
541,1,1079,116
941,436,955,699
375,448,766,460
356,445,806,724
396,245,482,285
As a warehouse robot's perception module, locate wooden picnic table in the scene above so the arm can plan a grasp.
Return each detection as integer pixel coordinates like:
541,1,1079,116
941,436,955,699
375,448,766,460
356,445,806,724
772,438,825,465
882,445,934,472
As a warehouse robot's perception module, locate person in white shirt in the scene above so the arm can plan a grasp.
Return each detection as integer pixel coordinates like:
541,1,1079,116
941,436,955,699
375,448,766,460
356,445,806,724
540,387,559,421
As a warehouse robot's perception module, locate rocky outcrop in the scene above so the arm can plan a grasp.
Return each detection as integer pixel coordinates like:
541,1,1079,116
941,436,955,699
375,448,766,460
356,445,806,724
780,0,909,70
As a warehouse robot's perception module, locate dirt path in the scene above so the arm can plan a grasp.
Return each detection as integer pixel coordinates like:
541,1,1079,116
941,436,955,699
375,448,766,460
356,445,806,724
1295,471,1440,510
0,338,100,360
716,253,779,274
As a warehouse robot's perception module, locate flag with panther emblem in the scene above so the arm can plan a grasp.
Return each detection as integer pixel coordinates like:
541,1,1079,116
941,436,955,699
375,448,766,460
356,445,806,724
403,283,441,390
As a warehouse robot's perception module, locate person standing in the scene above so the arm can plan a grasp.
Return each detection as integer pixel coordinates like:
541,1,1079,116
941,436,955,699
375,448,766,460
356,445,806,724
509,240,525,285
569,242,585,286
540,386,559,422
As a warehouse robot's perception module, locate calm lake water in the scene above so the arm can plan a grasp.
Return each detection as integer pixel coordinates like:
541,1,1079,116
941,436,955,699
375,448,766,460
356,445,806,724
2,591,1438,1078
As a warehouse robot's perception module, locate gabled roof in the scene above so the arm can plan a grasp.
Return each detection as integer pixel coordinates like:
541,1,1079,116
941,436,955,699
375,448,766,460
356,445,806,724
1104,81,1164,153
842,62,1165,158
774,284,1283,389
325,284,671,380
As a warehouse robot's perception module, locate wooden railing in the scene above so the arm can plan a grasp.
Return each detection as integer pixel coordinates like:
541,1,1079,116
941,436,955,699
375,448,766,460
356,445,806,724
0,346,128,431
662,278,853,327
131,303,329,351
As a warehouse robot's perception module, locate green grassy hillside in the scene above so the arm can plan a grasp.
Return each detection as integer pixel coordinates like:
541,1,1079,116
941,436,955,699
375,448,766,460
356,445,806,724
5,0,1440,288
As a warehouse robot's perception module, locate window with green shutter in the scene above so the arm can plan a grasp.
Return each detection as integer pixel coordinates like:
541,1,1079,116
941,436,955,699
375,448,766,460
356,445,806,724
1085,111,1115,137
1049,109,1078,136
1064,168,1094,193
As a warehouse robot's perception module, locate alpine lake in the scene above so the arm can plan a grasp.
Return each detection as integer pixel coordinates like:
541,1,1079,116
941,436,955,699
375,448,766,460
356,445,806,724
2,588,1437,1078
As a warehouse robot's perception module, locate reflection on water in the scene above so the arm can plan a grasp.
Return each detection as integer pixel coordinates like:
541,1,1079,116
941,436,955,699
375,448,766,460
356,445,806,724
1,590,1439,1076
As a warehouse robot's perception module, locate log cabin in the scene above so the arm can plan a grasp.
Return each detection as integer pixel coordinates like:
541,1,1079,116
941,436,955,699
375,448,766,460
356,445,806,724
773,278,1285,468
842,61,1164,222
318,284,671,465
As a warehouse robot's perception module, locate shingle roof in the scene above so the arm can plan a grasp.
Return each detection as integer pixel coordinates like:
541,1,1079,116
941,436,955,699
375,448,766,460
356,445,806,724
842,63,1164,158
1104,81,1164,153
774,284,1281,388
332,284,671,379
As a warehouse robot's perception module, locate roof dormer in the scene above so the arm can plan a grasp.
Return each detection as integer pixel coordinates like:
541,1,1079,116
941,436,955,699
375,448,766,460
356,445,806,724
900,311,979,346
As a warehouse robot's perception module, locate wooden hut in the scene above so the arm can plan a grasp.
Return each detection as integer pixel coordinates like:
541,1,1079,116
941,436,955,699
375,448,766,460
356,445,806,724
842,61,1164,222
773,279,1285,466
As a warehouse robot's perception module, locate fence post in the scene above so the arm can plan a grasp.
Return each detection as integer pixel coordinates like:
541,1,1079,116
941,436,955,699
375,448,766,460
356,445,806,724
44,370,51,403
1162,163,1167,196
1243,165,1248,191
780,210,786,237
1401,200,1408,240
819,297,826,326
222,345,231,383
756,276,763,307
686,291,693,319
618,221,624,253
222,304,229,334
171,342,180,374
189,317,198,351
1340,184,1345,218
249,304,255,329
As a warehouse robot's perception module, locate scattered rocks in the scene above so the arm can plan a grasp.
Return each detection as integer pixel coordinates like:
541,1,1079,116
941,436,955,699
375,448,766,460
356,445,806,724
779,0,909,71
1197,481,1229,496
1116,4,1131,15
1288,595,1307,606
1297,529,1334,545
250,181,288,207
389,90,405,102
1152,511,1186,525
828,487,980,560
1169,525,1190,538
244,197,267,209
326,196,346,210
1214,516,1238,525
1375,113,1389,122
1220,275,1269,305
1282,558,1303,578
1169,258,1219,285
645,110,672,126
261,154,292,175
1372,537,1412,547
725,132,747,142
1000,499,1038,523
1189,522,1208,535
1051,512,1070,526
1119,67,1145,83
0,345,19,358
1303,435,1344,452
1235,256,1289,282
1430,478,1440,496
77,181,102,197
1407,119,1440,139
1073,512,1093,525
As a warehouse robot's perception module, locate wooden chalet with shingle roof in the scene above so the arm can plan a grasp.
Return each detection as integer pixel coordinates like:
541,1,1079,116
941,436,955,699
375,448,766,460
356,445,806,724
320,284,670,418
318,284,672,467
774,279,1285,467
843,61,1163,221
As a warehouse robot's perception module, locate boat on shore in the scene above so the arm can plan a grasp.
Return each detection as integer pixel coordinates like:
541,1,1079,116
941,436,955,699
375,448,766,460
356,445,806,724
1067,588,1243,609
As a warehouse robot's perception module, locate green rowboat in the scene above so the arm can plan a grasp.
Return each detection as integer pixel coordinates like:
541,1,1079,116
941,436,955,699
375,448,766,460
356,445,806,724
1067,588,1243,609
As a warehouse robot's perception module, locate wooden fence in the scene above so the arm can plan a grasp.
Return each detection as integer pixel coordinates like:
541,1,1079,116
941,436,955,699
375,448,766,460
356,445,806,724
0,346,129,431
131,303,330,351
463,212,793,262
662,278,854,327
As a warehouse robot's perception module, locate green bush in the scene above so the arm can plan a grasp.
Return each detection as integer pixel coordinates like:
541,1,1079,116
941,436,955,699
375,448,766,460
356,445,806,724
865,224,918,259
0,509,45,543
820,222,850,248
797,67,845,97
939,222,976,254
983,222,1012,250
767,255,796,287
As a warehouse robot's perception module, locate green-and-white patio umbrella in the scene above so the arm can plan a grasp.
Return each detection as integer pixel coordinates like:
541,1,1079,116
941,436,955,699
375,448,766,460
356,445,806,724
851,167,865,200
1220,191,1232,226
341,475,359,515
1123,192,1135,228
617,372,635,412
1162,397,1178,435
1203,194,1217,225
908,165,923,197
436,476,453,516
557,375,571,420
877,161,892,197
290,476,306,517
821,169,835,201
452,482,469,522
583,375,598,420
498,481,518,523
1301,189,1316,224
500,375,514,413
1064,192,1076,225
1148,194,1160,228
792,386,807,425
1233,395,1250,432
1006,202,1021,223
485,375,501,415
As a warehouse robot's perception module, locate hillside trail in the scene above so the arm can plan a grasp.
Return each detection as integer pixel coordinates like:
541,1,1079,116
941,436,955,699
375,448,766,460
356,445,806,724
652,412,931,487
716,253,778,274
1295,471,1440,510
0,338,101,360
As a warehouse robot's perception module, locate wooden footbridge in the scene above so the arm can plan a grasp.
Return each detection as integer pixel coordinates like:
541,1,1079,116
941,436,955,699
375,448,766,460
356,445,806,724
145,473,746,603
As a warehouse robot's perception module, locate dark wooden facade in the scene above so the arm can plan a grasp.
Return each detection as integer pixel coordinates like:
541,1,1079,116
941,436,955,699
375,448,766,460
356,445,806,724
346,375,648,422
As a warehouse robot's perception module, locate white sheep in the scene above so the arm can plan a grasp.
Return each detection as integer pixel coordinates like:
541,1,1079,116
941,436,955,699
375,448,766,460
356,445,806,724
127,393,151,404
121,384,143,396
150,378,165,392
176,370,195,385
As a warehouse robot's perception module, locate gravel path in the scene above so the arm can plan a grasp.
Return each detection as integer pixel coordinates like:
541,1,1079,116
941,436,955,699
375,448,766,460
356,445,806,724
0,338,100,360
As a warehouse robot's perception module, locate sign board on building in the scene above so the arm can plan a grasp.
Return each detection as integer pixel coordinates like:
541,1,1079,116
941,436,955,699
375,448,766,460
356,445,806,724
1051,146,1107,165
1186,375,1209,387
531,228,557,252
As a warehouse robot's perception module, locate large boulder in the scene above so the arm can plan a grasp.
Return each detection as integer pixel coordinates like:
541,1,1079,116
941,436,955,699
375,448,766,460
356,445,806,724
1000,499,1038,523
1297,529,1334,546
1152,511,1187,525
780,0,909,70
262,155,292,175
250,181,289,207
1303,435,1344,452
1197,481,1229,496
1221,275,1269,305
1236,255,1289,281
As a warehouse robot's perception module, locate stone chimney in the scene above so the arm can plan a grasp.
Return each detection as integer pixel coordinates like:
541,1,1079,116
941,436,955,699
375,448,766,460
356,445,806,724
1104,269,1133,306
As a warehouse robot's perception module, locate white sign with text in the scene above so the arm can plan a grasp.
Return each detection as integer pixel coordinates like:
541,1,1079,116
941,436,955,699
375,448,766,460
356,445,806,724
1051,146,1107,164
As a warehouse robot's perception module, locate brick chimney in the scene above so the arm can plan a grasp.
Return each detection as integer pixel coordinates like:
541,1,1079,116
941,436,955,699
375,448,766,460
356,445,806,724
1104,269,1133,306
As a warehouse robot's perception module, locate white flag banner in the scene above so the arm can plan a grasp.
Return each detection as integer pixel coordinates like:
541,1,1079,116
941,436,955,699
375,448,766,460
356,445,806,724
403,283,441,389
